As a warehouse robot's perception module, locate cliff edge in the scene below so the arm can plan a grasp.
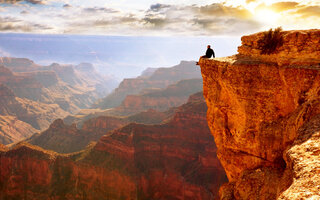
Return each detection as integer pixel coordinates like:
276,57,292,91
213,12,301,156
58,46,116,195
199,29,320,199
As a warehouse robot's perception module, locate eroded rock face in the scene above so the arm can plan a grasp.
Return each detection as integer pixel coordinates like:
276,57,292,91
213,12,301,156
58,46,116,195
0,92,227,200
199,29,320,199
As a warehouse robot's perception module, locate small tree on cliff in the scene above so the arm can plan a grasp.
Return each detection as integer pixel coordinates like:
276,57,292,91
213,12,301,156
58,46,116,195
259,27,284,54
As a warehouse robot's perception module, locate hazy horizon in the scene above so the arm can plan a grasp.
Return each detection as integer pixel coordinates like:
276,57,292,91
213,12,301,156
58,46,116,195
0,33,240,79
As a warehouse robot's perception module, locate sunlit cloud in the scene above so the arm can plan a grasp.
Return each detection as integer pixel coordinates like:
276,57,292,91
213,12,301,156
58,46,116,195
0,0,319,36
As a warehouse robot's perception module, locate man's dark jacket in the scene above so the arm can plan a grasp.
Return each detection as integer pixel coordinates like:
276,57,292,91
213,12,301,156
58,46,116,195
205,48,215,58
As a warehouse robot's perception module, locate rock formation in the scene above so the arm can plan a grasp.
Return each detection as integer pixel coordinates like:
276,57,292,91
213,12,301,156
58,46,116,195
0,58,117,145
92,61,201,109
0,92,227,199
198,29,320,199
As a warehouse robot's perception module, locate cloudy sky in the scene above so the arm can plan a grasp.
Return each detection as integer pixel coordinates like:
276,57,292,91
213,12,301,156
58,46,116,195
0,0,319,36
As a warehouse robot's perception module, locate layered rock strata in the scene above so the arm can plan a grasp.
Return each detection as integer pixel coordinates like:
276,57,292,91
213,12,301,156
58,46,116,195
199,29,320,199
0,92,227,199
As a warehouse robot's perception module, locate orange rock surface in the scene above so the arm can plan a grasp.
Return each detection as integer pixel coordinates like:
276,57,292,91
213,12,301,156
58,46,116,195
199,29,320,199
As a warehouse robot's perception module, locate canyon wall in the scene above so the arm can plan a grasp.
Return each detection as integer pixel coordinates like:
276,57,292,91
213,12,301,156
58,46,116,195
199,29,320,199
0,92,227,199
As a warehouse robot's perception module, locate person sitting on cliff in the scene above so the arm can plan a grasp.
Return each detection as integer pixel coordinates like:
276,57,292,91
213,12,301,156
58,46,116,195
203,45,215,59
196,45,215,65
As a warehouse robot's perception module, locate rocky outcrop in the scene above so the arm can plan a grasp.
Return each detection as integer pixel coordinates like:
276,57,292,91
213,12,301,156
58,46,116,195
199,29,320,199
0,92,227,199
93,61,201,109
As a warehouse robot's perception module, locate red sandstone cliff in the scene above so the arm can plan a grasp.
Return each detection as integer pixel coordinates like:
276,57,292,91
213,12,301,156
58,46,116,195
199,29,320,199
0,92,227,199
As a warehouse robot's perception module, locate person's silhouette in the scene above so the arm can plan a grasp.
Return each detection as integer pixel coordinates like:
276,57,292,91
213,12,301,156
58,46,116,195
196,45,215,65
204,45,215,58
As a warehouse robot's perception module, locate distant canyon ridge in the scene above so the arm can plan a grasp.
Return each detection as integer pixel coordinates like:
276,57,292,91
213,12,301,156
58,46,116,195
0,57,118,144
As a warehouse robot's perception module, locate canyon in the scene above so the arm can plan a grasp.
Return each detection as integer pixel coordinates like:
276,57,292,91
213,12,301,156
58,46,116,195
0,56,229,199
199,29,320,199
0,92,227,200
0,58,117,144
1,28,319,200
